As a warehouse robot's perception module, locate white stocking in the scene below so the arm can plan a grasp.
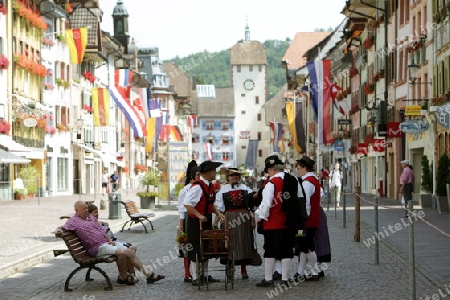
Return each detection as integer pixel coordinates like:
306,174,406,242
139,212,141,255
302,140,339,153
264,257,275,281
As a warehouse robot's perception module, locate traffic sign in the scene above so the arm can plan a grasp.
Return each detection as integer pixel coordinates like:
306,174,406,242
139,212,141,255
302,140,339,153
338,119,352,125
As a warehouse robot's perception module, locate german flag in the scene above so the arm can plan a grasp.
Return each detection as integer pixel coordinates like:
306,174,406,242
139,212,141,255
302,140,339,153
92,88,110,126
65,27,88,64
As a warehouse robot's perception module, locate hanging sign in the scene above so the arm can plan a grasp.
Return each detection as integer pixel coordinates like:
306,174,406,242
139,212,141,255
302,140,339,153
437,103,450,129
23,118,38,128
399,120,429,134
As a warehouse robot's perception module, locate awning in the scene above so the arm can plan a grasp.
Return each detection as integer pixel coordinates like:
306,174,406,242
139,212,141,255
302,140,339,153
73,142,110,164
0,148,30,164
0,135,44,159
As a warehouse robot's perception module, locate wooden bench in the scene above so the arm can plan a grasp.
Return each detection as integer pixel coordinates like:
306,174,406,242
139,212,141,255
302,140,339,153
120,200,155,233
55,229,117,291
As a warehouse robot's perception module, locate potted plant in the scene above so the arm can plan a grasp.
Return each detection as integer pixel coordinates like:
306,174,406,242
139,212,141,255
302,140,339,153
420,155,433,208
137,169,161,209
436,153,450,213
18,165,40,198
13,178,27,200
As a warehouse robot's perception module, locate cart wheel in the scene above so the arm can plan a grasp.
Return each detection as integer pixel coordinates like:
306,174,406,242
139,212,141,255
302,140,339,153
226,252,235,290
225,259,229,291
196,255,202,291
203,261,209,291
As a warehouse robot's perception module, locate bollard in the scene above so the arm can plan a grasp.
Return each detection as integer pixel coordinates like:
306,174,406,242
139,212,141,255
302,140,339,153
408,200,416,300
374,196,379,264
354,186,360,242
343,190,346,228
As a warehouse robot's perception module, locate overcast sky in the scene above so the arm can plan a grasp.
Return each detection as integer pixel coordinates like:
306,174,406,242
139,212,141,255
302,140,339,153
101,0,347,60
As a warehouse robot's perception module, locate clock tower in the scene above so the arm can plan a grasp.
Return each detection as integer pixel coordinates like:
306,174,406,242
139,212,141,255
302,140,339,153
230,34,268,173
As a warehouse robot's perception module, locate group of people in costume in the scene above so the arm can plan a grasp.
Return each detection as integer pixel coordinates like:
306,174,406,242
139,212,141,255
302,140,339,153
177,153,330,287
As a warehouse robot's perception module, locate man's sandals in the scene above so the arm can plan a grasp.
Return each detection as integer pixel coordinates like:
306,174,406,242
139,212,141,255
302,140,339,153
147,272,165,284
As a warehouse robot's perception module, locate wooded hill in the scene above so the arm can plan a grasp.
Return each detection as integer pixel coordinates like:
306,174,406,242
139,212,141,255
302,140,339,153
165,40,290,99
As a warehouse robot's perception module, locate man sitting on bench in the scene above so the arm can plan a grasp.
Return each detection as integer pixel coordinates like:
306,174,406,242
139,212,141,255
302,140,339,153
63,201,165,285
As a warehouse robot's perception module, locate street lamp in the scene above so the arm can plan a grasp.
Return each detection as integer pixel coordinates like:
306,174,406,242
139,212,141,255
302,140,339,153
408,63,419,84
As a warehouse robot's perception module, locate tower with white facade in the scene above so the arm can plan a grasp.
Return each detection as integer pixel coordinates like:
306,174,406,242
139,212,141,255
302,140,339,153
230,36,267,173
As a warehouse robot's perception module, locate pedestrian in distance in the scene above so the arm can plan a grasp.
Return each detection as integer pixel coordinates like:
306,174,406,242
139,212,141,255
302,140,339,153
329,163,342,208
102,169,109,195
399,159,414,217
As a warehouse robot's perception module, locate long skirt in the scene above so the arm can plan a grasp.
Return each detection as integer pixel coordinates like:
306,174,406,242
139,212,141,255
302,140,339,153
220,209,253,265
186,214,212,262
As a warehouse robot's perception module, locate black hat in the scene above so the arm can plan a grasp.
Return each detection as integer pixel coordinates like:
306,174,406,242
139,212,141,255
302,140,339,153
199,160,223,173
264,155,284,173
297,156,315,170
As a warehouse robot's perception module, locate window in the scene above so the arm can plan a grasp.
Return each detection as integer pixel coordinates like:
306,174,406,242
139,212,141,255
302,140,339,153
241,110,246,115
160,98,168,109
206,134,214,144
241,94,246,97
221,120,230,130
249,65,253,72
57,158,69,190
0,37,3,55
222,152,230,161
257,114,261,121
241,145,247,149
192,133,199,143
257,132,262,140
258,149,263,157
255,96,259,104
205,120,214,130
221,134,230,144
239,131,250,139
237,65,241,73
258,65,263,72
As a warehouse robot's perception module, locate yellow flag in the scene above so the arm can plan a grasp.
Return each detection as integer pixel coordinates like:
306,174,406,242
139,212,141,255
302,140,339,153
285,102,301,153
146,118,156,153
65,27,88,64
92,88,110,126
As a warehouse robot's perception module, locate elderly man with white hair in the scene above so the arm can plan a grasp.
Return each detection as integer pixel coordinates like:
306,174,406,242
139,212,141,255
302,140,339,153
399,159,415,217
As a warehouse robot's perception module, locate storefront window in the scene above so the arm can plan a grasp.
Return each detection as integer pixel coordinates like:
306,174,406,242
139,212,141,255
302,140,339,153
57,157,68,190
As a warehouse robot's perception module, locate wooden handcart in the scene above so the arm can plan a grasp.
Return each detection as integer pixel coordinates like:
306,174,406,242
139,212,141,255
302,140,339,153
197,219,235,290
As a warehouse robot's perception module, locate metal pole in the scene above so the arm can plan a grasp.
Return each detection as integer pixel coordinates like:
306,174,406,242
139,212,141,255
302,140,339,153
37,176,40,205
343,188,346,228
354,186,360,242
408,200,416,300
374,196,379,264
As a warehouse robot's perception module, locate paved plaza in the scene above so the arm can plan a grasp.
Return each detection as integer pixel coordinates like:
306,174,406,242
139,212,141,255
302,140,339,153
0,191,449,299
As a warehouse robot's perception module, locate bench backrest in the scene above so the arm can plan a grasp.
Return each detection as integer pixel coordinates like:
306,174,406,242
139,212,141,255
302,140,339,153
121,201,139,216
58,230,99,264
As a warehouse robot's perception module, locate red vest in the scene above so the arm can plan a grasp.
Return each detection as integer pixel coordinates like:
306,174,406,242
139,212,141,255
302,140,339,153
303,175,321,228
188,180,215,218
263,177,287,230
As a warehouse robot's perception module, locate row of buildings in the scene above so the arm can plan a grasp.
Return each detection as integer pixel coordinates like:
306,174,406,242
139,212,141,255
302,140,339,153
271,0,450,206
0,0,274,201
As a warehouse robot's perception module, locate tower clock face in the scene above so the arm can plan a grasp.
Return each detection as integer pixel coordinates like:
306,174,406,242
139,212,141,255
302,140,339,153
244,79,255,91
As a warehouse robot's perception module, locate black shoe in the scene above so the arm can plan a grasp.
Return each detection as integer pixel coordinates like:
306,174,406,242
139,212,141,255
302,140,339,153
192,279,204,286
304,274,320,281
318,271,325,277
281,280,290,286
272,271,282,281
184,276,192,283
256,279,274,287
242,274,249,280
203,275,220,282
292,273,302,282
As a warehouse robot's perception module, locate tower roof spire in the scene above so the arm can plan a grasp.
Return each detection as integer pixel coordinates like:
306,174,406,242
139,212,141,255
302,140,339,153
245,16,250,41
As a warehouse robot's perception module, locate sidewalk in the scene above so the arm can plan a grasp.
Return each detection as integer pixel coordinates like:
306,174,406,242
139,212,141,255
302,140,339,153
0,189,176,280
0,191,448,299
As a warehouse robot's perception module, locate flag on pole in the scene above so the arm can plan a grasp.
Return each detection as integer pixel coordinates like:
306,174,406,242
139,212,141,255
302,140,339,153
269,121,283,153
306,60,332,145
331,83,346,115
204,143,212,160
245,140,259,170
146,118,156,153
65,27,88,64
285,102,306,153
92,88,109,126
115,69,133,87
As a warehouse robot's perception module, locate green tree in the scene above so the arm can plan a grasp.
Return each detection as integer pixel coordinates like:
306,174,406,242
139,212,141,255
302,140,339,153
421,155,433,194
436,153,450,196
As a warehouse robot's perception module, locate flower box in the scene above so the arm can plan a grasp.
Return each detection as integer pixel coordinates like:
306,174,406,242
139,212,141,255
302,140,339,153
0,55,10,70
0,118,11,135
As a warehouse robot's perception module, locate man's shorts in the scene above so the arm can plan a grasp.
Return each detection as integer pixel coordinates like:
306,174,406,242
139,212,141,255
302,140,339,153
97,242,128,258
